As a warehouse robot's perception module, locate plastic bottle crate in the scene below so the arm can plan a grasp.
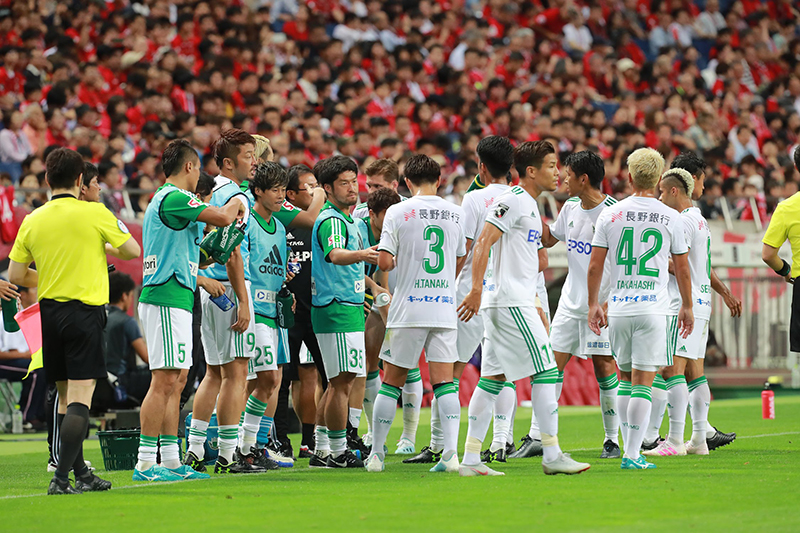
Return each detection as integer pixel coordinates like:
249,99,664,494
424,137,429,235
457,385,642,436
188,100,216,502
97,429,141,471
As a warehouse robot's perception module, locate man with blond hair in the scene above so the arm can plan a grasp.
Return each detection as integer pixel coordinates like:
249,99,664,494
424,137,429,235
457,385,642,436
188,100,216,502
587,148,694,470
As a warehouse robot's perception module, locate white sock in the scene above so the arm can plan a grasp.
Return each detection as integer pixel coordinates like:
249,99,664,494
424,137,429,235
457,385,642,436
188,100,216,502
434,383,460,455
462,379,502,465
314,425,330,457
491,383,515,452
187,418,209,459
645,376,667,443
507,396,517,444
625,386,653,461
363,371,381,433
159,435,181,469
555,371,565,400
371,384,401,459
666,376,689,446
618,381,631,446
429,396,443,453
217,425,239,463
348,407,362,430
528,409,541,440
136,434,158,472
688,377,711,446
597,373,620,444
531,371,561,463
400,376,422,443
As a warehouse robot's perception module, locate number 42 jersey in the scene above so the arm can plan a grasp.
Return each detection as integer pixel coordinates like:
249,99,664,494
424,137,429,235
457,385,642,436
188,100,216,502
378,196,466,329
591,196,688,317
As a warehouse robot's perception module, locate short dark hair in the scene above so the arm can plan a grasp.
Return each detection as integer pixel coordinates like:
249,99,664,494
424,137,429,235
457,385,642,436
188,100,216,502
109,272,135,304
403,154,441,186
162,139,199,178
671,151,706,179
365,158,399,183
287,164,314,191
45,148,84,189
564,150,605,189
196,171,215,198
212,128,255,167
794,145,800,173
367,187,401,215
251,161,289,198
514,140,556,177
476,135,514,180
314,155,358,189
82,162,98,187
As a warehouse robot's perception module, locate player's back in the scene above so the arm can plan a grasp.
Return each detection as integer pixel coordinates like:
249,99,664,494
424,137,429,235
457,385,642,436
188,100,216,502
379,195,465,329
457,183,510,288
668,206,712,320
593,195,686,317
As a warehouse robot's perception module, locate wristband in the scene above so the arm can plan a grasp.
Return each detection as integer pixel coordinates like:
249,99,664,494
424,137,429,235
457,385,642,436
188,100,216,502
776,259,791,278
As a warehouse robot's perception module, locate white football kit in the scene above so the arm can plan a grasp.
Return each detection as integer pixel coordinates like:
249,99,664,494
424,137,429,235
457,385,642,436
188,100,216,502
377,196,466,369
592,196,688,372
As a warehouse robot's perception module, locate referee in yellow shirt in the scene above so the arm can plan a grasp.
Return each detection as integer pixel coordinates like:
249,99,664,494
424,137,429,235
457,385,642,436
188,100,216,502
762,148,800,352
8,148,140,495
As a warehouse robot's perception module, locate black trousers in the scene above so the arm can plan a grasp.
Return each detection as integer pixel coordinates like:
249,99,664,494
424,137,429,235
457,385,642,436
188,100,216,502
791,280,800,353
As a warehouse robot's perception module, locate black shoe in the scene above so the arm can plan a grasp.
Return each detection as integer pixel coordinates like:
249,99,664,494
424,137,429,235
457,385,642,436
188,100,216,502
48,478,82,495
347,427,370,457
181,451,207,473
298,446,314,459
600,439,621,459
641,436,664,451
75,473,112,492
402,446,442,464
277,440,295,461
239,447,280,471
508,435,543,458
707,427,736,451
505,441,516,455
309,453,330,468
326,450,364,468
481,448,507,463
215,454,268,474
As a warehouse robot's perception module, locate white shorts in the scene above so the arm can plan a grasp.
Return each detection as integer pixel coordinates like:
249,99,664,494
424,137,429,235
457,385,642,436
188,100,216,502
609,315,668,372
297,342,314,365
673,317,709,361
138,303,193,370
247,323,280,378
316,331,367,379
200,280,256,366
482,306,556,382
456,280,483,363
550,312,612,358
382,327,458,369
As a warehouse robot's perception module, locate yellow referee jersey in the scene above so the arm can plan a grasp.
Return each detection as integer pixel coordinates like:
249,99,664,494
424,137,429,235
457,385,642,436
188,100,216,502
763,192,800,278
8,195,132,306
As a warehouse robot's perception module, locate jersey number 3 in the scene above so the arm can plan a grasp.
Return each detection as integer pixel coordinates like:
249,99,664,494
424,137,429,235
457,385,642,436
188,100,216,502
423,226,445,275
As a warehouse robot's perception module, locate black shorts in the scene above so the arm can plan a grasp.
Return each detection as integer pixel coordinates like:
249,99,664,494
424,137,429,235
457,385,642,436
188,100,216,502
285,319,326,385
40,299,107,384
791,281,800,353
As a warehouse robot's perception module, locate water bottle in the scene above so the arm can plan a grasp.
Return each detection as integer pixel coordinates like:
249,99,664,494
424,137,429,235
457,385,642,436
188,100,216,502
2,297,20,332
287,257,301,275
761,382,775,419
276,285,295,329
11,409,23,434
210,293,235,312
373,292,391,308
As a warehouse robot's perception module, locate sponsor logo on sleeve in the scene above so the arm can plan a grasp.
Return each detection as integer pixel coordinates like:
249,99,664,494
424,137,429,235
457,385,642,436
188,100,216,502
493,203,509,219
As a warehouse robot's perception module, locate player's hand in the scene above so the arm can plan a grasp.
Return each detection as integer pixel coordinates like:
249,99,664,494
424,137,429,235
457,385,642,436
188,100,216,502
361,245,379,265
291,294,297,313
722,292,742,318
0,280,19,302
285,269,297,283
784,273,794,285
232,303,250,333
199,277,225,298
588,303,607,336
678,305,694,339
458,290,481,322
667,257,675,275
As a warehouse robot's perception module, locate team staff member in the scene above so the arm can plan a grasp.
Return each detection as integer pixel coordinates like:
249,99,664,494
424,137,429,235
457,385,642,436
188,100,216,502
762,148,800,350
8,148,141,495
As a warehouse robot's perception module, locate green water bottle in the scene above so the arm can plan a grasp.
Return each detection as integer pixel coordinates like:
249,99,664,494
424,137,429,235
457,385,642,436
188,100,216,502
276,285,295,329
2,296,20,332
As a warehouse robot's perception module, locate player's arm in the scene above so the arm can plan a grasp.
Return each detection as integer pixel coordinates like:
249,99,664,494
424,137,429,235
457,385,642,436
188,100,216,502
457,222,502,322
0,348,31,360
455,238,473,278
105,238,141,261
8,261,38,288
541,223,560,248
131,337,149,365
538,248,549,272
587,246,608,335
321,218,379,265
673,252,694,338
288,188,326,230
225,246,250,333
377,250,395,272
710,267,742,317
761,206,792,284
197,275,226,297
197,199,243,227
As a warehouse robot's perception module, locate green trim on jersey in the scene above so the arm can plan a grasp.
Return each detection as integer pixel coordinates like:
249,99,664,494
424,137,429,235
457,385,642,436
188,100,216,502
466,174,486,192
511,185,524,195
361,216,379,247
253,210,277,234
256,314,278,328
158,186,208,231
311,301,365,333
140,275,195,311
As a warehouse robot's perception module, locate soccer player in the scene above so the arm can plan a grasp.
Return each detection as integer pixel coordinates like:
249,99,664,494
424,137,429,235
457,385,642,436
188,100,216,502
540,150,621,459
642,154,740,456
588,148,694,470
458,140,590,476
365,154,466,473
235,162,293,466
134,140,243,481
184,129,264,474
310,155,378,468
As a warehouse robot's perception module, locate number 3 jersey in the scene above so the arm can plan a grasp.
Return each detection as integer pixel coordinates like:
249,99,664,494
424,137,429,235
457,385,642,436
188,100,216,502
549,195,617,318
592,196,688,317
378,195,466,329
668,206,712,320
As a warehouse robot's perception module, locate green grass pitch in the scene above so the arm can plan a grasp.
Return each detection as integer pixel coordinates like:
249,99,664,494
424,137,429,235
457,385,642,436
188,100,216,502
1,396,799,532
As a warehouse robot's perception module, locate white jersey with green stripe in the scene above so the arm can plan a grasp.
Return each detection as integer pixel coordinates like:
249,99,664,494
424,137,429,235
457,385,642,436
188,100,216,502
482,185,543,309
667,207,712,320
549,194,617,318
592,195,688,317
456,183,510,292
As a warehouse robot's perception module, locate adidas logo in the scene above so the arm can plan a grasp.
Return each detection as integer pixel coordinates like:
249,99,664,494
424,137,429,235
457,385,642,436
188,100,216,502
403,403,414,408
679,345,687,352
603,409,616,416
568,221,574,228
259,244,285,276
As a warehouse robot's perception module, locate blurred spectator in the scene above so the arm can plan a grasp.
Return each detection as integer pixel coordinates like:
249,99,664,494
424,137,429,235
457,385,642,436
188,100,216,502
0,109,32,182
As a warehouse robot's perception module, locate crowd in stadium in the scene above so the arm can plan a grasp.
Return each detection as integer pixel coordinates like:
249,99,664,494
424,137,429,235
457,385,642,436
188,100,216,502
0,0,799,226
